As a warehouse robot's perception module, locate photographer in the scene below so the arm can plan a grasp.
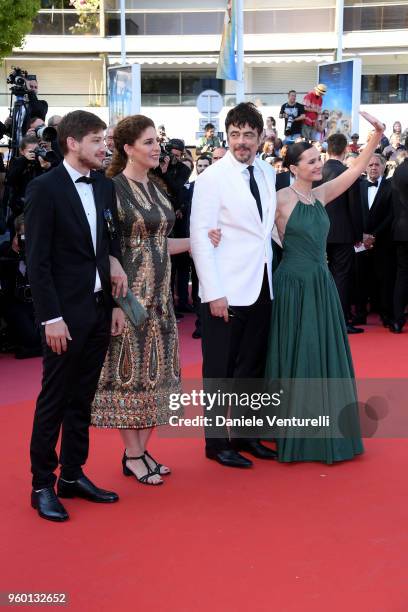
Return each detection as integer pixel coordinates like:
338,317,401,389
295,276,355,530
279,90,305,143
154,138,191,211
0,214,41,359
7,135,52,218
196,123,221,155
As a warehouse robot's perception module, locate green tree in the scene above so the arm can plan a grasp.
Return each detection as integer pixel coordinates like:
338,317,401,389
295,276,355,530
0,0,40,59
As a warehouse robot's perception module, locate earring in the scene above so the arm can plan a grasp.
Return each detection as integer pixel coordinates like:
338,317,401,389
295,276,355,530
129,157,134,164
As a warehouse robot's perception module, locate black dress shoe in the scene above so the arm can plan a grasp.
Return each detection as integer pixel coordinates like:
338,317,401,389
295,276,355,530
57,475,119,503
232,440,278,459
380,315,393,328
346,324,364,334
351,316,367,325
389,322,403,334
31,487,69,522
192,329,201,339
205,449,253,468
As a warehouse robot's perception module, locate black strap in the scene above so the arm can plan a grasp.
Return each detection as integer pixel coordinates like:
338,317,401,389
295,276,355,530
247,165,263,221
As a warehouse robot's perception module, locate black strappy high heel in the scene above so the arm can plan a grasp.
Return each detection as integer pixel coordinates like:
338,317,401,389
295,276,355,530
122,451,163,485
144,450,171,476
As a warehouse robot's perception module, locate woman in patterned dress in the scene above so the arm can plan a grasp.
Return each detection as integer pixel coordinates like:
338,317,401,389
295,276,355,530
91,115,203,485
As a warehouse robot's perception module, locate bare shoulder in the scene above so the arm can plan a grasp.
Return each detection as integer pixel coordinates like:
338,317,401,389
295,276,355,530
276,187,297,218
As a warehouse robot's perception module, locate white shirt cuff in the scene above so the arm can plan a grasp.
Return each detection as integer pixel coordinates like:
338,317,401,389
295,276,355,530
42,317,63,326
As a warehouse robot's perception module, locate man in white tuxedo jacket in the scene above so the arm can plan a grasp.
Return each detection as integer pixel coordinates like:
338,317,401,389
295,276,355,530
190,102,277,468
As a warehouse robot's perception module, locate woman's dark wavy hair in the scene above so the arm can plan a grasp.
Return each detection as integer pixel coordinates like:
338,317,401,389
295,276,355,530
284,141,314,168
225,102,264,136
107,114,155,178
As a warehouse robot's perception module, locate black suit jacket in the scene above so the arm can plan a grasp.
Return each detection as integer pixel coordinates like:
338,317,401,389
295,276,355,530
391,159,408,241
360,177,394,247
275,171,291,191
321,159,363,243
25,163,122,325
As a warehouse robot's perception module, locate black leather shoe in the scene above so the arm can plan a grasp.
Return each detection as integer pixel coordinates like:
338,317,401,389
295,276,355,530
232,440,278,459
31,487,69,522
347,324,364,334
57,475,119,503
192,329,201,339
351,316,367,325
389,322,403,334
380,315,393,328
205,449,253,468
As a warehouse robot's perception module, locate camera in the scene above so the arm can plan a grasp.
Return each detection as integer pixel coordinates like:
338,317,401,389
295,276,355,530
33,146,58,164
285,115,294,135
34,125,57,142
7,67,29,97
159,143,171,163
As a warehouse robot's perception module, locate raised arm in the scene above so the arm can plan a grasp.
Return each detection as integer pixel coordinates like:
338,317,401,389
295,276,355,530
313,112,383,205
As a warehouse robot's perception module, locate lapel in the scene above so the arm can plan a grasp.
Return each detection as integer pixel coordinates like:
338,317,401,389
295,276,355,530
369,177,386,216
256,159,276,233
58,164,94,252
224,152,263,231
360,179,370,226
91,170,104,255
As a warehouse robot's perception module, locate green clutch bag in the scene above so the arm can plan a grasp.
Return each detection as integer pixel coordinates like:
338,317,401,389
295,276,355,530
113,289,148,328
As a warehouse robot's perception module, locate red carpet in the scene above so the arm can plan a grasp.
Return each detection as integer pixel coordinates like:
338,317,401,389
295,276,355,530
1,314,407,611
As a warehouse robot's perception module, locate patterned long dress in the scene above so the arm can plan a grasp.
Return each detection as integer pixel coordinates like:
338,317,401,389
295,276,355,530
91,173,181,429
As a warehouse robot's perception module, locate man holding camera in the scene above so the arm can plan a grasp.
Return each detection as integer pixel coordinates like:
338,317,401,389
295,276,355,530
7,135,51,219
279,90,305,143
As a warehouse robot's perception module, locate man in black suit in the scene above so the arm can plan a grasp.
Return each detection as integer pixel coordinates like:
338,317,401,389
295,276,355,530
321,134,364,334
25,110,127,522
353,154,395,326
390,142,408,333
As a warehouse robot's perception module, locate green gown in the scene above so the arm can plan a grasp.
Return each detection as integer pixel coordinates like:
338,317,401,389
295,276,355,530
265,200,364,463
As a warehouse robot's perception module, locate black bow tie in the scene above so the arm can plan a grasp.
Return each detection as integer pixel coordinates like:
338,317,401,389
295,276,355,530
368,180,378,188
75,176,95,185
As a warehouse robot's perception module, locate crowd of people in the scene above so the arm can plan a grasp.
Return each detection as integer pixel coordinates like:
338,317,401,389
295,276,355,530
0,76,408,522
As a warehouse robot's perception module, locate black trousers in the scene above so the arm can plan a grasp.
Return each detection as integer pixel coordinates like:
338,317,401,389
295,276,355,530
354,244,395,320
201,270,272,451
393,241,408,326
30,294,111,489
326,243,354,322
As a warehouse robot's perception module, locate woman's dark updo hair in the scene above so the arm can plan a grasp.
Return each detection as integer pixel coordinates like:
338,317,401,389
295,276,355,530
285,141,314,168
107,114,155,178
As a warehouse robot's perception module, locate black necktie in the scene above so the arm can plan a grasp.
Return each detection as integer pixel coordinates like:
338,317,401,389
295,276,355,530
247,165,263,221
75,176,95,185
368,180,378,188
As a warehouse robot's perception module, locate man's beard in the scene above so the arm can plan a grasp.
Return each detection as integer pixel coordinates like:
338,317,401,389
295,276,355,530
78,153,102,170
233,146,252,163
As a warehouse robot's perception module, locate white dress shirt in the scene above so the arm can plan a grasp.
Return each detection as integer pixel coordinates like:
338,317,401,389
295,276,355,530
42,161,101,325
229,154,270,225
229,154,271,263
367,176,382,210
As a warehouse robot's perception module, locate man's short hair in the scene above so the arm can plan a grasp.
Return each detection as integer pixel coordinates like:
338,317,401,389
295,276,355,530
225,102,264,136
196,155,211,165
327,133,348,156
28,116,42,128
48,115,62,128
371,153,386,166
20,135,38,151
204,123,215,132
58,111,107,155
288,90,296,96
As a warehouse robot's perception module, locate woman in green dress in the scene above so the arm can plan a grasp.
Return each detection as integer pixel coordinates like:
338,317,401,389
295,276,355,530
265,112,384,463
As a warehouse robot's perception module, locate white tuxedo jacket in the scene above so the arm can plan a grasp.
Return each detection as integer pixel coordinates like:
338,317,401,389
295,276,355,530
190,151,277,306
